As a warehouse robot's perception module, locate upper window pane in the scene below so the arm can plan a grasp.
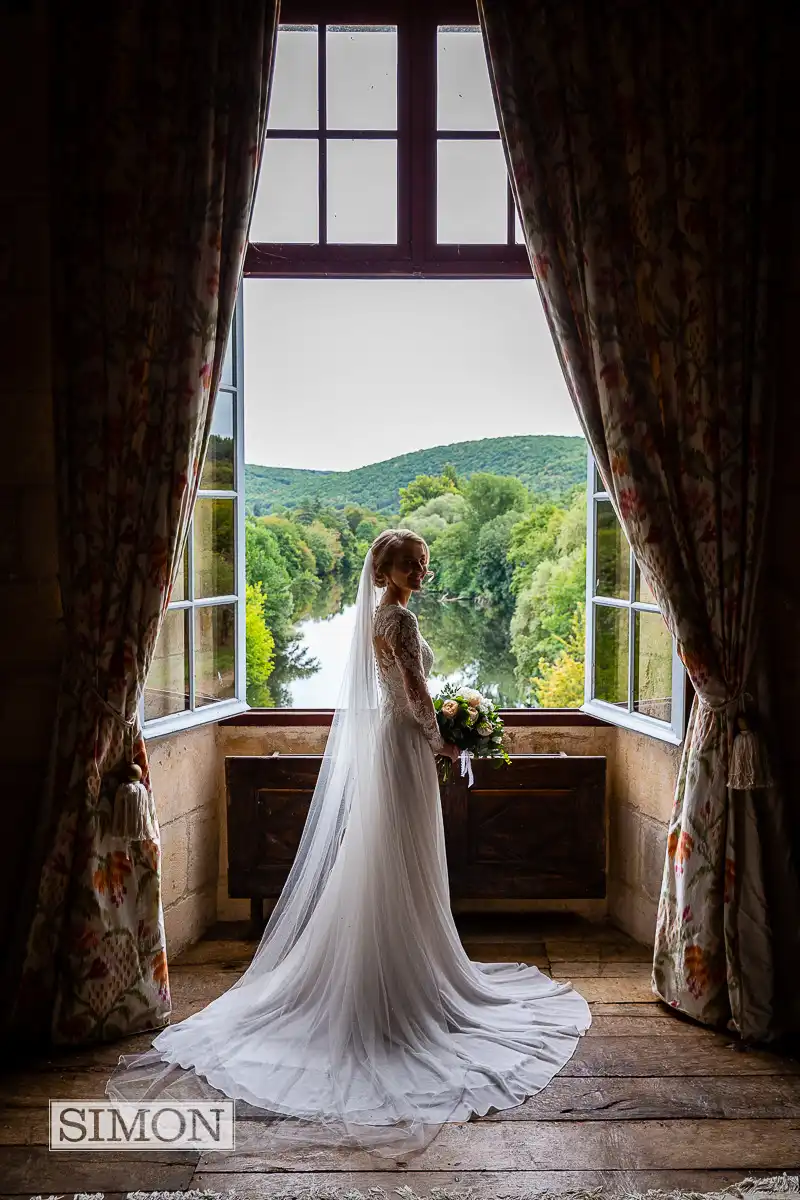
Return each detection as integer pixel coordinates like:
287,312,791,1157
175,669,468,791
170,543,188,604
194,497,235,599
328,139,397,243
635,562,658,606
267,27,318,130
200,392,235,492
437,139,507,243
326,26,397,130
595,499,629,600
437,27,498,131
251,139,319,243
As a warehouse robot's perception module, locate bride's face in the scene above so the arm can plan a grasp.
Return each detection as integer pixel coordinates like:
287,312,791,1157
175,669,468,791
387,541,429,593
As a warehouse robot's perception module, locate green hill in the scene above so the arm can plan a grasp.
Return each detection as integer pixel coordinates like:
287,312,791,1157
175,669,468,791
245,435,587,515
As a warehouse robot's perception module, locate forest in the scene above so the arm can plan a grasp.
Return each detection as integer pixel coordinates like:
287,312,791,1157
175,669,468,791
244,439,588,710
245,434,587,515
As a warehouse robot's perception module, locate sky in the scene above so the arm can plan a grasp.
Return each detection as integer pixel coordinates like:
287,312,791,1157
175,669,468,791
243,278,581,471
241,24,582,473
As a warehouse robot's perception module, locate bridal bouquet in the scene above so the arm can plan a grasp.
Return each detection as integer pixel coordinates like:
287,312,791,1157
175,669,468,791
432,683,512,787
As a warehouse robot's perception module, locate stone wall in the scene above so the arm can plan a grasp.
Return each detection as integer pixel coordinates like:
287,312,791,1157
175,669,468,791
607,729,681,945
148,724,221,957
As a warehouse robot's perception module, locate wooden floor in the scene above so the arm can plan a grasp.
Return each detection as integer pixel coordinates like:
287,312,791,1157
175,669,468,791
2,915,799,1197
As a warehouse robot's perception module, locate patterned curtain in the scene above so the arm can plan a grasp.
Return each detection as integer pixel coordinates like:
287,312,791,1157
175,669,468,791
3,3,278,1046
479,0,793,1040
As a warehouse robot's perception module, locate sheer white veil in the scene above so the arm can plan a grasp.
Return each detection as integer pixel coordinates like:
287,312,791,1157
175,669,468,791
233,544,384,980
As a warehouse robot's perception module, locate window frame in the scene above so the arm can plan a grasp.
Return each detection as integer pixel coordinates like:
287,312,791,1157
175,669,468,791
583,451,686,744
142,290,248,740
244,0,530,280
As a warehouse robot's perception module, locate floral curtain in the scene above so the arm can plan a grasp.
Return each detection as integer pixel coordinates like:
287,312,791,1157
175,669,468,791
3,2,278,1046
479,0,794,1040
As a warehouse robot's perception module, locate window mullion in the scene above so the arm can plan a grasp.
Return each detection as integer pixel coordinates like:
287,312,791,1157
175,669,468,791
627,549,635,713
584,448,596,707
187,516,196,712
319,24,327,247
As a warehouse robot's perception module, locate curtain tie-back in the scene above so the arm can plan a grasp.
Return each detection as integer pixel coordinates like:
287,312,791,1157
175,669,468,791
80,679,157,842
700,692,773,790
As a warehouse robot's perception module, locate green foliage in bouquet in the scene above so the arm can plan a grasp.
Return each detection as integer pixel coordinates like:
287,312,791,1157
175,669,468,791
432,682,512,784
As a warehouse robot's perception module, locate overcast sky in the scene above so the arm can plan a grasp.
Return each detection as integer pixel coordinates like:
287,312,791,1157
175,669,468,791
242,25,582,473
243,278,581,471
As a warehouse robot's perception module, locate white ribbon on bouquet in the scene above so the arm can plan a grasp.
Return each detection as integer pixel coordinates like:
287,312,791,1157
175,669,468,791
460,749,475,788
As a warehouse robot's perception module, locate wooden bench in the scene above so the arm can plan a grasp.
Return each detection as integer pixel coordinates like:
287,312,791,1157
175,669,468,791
226,753,607,930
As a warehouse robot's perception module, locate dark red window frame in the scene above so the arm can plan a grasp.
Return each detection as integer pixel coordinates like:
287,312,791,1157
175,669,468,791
244,0,531,279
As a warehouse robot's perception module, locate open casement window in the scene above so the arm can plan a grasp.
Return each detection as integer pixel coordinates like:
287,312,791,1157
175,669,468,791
245,0,529,280
583,453,686,743
142,291,247,737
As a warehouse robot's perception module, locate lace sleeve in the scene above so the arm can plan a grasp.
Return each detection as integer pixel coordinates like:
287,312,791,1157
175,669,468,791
383,607,446,755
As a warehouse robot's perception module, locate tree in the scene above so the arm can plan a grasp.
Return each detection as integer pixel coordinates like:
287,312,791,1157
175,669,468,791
462,472,530,527
509,490,587,696
294,496,324,525
245,520,296,644
531,605,585,708
402,491,467,546
303,520,343,575
245,582,276,705
398,467,461,517
474,511,527,613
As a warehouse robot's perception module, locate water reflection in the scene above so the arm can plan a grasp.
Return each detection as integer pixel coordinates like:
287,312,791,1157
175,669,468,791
266,574,525,708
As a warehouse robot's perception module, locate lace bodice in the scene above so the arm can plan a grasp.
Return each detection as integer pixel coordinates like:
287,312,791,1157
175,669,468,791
373,603,445,755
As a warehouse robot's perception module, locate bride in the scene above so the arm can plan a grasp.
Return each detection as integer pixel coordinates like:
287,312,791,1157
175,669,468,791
107,529,591,1158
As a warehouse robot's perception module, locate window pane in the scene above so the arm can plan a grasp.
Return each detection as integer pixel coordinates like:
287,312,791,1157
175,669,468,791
144,609,189,721
635,562,658,606
595,499,629,599
170,543,188,603
200,392,235,492
327,139,397,243
267,27,318,130
327,26,397,130
437,27,498,131
437,139,507,243
514,206,525,245
194,498,235,598
634,610,672,722
221,326,234,388
195,604,236,707
250,140,318,243
593,604,629,708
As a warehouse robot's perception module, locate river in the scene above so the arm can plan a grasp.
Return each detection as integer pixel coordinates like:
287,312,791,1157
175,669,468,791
271,588,525,708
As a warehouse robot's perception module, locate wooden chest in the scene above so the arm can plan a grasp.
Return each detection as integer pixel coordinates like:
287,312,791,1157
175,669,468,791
226,754,606,926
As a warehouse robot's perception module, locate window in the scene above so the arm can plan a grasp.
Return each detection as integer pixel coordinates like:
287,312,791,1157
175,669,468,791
143,293,247,736
584,453,685,743
245,2,529,279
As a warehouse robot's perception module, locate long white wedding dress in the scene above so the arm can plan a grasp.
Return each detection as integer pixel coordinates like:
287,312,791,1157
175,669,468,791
107,547,591,1159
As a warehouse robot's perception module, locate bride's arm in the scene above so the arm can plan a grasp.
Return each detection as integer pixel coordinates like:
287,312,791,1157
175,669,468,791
383,608,446,755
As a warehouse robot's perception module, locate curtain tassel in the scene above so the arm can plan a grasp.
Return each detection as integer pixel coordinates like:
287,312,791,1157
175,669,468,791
112,761,156,840
728,714,773,790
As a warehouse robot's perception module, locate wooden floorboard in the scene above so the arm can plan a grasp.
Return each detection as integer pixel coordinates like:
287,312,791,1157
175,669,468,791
2,918,799,1196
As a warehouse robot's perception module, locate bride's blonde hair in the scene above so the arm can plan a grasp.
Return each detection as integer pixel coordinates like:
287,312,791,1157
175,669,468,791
370,529,429,588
